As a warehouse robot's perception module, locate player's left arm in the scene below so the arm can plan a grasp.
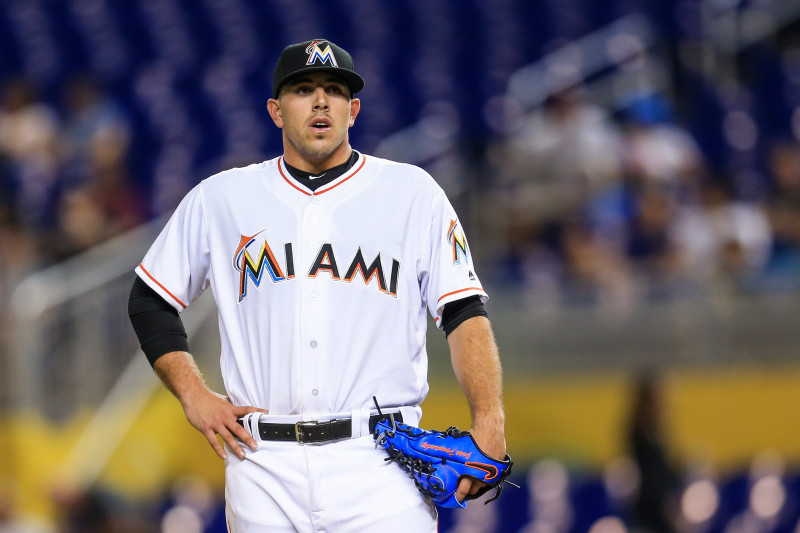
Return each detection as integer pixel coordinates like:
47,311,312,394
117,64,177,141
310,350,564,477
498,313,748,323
447,315,506,503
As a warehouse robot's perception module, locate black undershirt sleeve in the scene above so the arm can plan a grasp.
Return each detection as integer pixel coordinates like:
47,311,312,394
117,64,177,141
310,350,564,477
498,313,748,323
128,276,189,366
440,296,488,337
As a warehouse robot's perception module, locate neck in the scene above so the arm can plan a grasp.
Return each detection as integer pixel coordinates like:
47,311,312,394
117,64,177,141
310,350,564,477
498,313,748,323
282,143,353,175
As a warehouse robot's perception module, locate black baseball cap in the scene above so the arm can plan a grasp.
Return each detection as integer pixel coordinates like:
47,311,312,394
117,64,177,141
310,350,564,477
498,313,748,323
272,39,365,98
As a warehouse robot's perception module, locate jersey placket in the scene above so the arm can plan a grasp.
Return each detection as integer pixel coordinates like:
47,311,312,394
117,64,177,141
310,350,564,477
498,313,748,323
300,193,329,414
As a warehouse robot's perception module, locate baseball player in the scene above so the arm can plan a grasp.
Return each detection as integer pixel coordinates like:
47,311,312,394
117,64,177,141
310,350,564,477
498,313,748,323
128,39,506,532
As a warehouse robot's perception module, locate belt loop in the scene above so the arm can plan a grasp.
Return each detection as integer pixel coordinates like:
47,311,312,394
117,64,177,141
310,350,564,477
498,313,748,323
242,412,261,442
350,408,364,438
362,407,374,437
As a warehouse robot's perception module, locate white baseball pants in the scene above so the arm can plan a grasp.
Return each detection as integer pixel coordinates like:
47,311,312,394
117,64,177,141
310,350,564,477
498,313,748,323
224,412,438,532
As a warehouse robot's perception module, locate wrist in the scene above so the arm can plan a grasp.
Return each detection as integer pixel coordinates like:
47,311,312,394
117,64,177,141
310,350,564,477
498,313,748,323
153,351,210,407
176,377,212,408
472,409,505,432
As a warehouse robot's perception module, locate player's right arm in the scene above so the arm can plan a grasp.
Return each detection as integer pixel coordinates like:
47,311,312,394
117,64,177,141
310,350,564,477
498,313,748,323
152,350,265,460
128,276,266,460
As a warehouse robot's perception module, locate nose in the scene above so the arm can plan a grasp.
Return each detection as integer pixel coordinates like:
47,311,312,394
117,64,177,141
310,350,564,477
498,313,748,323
312,87,328,110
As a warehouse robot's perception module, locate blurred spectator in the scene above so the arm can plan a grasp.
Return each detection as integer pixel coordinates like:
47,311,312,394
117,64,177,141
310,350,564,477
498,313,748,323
559,217,637,310
487,87,632,306
761,140,800,285
43,75,145,261
0,207,38,288
670,180,772,285
49,484,156,533
496,87,624,234
0,74,145,267
619,93,705,196
624,186,680,285
766,140,800,202
50,186,115,260
616,93,706,289
60,75,131,189
48,148,146,261
626,372,680,533
0,78,60,227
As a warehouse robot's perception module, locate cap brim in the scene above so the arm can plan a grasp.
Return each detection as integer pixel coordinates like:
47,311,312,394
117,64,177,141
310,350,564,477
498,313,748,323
274,67,365,98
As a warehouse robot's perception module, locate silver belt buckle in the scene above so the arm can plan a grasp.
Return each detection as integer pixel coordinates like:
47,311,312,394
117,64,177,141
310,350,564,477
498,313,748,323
295,420,318,443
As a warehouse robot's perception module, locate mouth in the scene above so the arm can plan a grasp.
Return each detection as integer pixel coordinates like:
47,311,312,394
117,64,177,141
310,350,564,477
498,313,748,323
309,117,332,133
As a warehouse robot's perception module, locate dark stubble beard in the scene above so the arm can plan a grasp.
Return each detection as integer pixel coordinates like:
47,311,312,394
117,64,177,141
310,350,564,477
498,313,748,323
287,130,348,165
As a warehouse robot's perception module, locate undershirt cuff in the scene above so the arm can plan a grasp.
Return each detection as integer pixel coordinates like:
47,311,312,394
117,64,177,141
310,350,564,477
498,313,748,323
128,276,189,366
441,295,488,337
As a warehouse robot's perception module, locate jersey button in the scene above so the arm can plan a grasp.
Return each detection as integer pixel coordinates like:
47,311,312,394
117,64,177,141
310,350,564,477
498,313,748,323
310,340,318,349
312,197,320,204
312,389,319,396
311,217,318,225
311,293,319,301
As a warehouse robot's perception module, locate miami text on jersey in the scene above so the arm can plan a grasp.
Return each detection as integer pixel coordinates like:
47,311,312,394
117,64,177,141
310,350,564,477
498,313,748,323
234,234,400,302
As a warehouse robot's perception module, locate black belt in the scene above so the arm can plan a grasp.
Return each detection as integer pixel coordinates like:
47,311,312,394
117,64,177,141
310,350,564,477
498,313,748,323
239,412,403,444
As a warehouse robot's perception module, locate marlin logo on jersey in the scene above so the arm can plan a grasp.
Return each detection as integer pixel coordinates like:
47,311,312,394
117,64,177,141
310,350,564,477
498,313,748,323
233,231,295,302
306,41,338,67
447,219,469,265
234,235,400,301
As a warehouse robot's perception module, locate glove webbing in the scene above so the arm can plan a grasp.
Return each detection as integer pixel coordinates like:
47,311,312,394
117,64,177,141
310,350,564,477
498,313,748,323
383,441,447,501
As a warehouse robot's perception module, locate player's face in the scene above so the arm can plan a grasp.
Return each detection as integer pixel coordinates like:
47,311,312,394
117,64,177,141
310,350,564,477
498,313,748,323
267,73,360,172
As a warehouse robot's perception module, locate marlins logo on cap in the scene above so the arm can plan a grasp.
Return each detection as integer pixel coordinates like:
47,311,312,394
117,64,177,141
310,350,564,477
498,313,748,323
272,38,365,98
306,40,338,67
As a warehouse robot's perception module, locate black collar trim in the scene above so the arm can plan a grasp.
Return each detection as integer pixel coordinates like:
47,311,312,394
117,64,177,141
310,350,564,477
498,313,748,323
284,151,360,192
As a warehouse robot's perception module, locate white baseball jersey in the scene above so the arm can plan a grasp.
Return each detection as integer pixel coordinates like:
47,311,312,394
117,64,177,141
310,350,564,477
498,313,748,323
136,153,487,416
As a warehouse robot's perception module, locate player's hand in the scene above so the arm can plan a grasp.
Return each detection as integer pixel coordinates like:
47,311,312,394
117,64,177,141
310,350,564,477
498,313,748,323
181,387,269,461
455,423,506,504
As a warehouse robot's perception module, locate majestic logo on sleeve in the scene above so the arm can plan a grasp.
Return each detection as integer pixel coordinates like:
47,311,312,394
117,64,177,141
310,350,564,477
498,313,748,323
234,234,400,302
306,41,338,66
447,219,469,265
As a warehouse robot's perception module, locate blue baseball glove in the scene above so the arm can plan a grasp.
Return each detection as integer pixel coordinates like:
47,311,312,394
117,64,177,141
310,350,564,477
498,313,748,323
373,415,514,508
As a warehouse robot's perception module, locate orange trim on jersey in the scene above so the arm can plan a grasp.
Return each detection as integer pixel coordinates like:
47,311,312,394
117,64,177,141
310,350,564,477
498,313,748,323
277,155,366,196
315,155,366,194
278,157,312,196
437,287,484,304
138,263,187,309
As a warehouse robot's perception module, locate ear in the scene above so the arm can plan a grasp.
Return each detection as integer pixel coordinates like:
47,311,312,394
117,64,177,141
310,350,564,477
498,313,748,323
348,98,361,127
267,99,283,128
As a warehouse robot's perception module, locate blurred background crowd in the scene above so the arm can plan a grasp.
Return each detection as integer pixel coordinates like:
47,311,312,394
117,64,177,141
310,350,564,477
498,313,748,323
0,0,799,313
1,0,800,532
